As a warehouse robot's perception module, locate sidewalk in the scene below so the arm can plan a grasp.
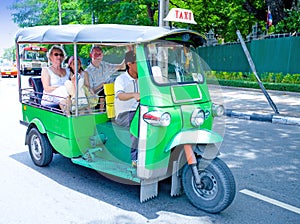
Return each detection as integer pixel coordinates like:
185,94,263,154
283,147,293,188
208,85,300,126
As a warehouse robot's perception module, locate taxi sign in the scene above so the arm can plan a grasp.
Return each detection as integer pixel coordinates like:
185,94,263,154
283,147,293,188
163,8,197,24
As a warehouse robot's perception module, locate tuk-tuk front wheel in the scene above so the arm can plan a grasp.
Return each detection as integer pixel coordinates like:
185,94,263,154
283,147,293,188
28,128,53,167
182,157,236,213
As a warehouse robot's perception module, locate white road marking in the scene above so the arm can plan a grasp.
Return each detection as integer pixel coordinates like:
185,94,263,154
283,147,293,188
240,189,300,215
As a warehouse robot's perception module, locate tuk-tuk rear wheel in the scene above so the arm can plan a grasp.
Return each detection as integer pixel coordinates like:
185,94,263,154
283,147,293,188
28,128,53,167
182,157,236,213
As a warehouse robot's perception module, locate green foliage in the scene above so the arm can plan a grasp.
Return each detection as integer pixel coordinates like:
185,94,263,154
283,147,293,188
263,82,300,92
207,78,300,92
9,0,46,27
275,9,300,33
8,0,262,42
282,74,300,84
208,71,300,92
168,0,257,42
9,0,300,43
2,47,16,61
77,0,157,25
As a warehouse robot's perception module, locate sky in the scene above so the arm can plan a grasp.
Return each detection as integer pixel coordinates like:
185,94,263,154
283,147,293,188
0,0,19,57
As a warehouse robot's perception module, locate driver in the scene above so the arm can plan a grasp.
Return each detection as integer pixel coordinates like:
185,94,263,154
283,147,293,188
114,51,139,167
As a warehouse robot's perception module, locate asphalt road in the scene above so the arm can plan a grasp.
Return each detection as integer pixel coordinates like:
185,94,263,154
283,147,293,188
0,77,299,224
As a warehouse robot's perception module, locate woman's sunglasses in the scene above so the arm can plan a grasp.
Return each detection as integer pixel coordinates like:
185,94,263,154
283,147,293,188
53,53,64,57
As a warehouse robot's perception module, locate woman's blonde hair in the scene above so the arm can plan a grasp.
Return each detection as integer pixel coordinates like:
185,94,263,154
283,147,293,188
47,45,67,61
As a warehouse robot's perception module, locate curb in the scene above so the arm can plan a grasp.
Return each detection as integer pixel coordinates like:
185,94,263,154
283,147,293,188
225,109,300,126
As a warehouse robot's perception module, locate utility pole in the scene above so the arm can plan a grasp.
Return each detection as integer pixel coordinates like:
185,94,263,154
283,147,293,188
158,0,169,27
58,0,62,25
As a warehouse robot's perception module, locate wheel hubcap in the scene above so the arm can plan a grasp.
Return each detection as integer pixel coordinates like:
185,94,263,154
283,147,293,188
192,171,218,200
30,134,42,161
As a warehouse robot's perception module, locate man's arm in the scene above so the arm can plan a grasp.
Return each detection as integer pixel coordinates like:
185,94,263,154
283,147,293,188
115,59,125,70
117,92,140,101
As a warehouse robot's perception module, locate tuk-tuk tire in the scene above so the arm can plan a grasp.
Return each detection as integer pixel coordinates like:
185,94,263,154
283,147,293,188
182,157,236,213
28,128,53,167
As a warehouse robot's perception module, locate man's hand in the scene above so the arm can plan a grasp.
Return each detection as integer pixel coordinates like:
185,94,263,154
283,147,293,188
94,83,104,94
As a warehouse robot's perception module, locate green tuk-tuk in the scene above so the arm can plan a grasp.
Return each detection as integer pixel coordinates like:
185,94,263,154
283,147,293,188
16,23,235,214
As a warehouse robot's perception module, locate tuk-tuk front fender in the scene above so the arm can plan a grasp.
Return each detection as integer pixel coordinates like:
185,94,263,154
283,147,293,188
166,129,223,154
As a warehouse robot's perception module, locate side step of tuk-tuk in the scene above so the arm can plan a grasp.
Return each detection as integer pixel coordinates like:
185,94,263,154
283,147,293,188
72,156,161,203
71,157,140,183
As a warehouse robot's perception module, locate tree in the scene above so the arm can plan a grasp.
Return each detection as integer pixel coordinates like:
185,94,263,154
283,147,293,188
169,0,256,42
275,8,300,33
169,0,299,41
9,0,47,27
2,47,16,61
9,0,300,44
9,0,92,27
78,0,158,25
242,0,298,25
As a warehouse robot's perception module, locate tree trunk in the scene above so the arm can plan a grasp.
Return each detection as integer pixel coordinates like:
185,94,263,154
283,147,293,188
146,4,155,25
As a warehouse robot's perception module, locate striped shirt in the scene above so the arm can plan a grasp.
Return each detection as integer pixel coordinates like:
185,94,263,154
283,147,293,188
85,61,118,93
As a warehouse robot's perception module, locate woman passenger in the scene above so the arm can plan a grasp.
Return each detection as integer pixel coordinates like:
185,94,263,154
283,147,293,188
65,56,91,111
41,45,70,112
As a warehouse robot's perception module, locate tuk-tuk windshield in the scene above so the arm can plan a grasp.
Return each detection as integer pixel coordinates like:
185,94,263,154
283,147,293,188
146,41,205,85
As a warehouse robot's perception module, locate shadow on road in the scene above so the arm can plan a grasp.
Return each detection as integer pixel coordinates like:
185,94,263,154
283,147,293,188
10,151,221,220
220,118,300,204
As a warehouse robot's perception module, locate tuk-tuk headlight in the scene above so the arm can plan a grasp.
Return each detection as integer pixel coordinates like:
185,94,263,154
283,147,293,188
143,111,171,126
212,104,225,117
191,109,205,127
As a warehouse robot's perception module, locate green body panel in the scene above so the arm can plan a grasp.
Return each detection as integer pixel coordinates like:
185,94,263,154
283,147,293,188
95,122,132,164
141,100,214,170
71,157,139,183
129,108,140,138
143,106,182,170
171,84,202,102
22,104,108,158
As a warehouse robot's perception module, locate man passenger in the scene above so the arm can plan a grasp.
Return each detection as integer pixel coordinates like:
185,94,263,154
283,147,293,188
85,46,125,110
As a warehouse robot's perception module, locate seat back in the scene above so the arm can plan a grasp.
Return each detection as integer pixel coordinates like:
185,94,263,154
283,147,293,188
28,77,44,104
103,83,115,118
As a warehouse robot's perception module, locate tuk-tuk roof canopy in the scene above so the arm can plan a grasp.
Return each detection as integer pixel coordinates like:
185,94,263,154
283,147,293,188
15,24,206,47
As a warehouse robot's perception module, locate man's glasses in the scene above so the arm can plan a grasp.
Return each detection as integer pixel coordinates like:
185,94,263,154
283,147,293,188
53,53,64,57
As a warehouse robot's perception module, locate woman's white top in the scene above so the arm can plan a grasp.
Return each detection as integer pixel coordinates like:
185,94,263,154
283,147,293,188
41,67,70,105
